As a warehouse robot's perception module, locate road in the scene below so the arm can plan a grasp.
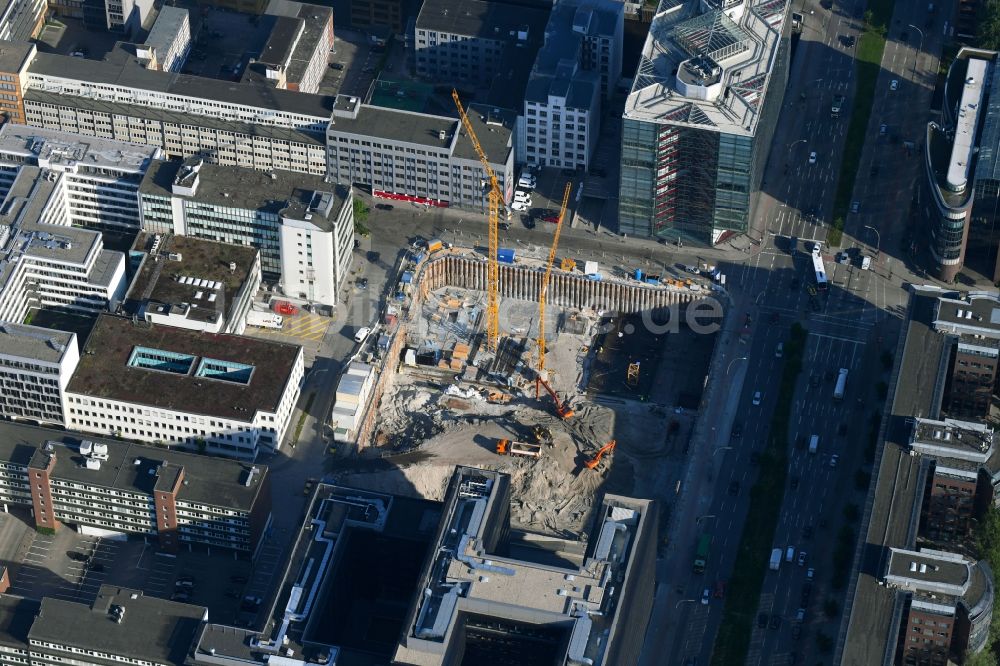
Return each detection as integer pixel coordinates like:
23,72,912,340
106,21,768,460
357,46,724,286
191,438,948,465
642,0,946,661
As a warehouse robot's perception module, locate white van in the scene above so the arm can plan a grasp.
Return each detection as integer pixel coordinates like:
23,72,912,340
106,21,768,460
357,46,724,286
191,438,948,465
861,255,872,270
354,326,372,343
785,546,796,563
808,435,819,454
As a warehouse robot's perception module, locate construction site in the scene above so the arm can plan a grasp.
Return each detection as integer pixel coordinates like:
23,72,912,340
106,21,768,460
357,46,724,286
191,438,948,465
329,94,724,542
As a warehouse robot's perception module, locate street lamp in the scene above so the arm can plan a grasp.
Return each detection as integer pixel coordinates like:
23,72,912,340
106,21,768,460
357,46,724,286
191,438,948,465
727,357,748,375
864,225,881,257
908,24,924,79
788,138,807,156
696,514,716,524
676,598,697,609
713,446,733,457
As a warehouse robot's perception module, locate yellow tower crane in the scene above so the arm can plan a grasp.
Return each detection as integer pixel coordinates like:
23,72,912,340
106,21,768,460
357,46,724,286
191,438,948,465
537,181,572,374
452,89,503,351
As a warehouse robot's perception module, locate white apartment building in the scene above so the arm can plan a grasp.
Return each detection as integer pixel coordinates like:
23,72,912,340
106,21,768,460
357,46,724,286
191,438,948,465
64,314,304,460
18,47,330,176
124,233,262,335
0,324,78,426
0,124,162,230
0,166,127,324
139,157,353,307
136,6,191,73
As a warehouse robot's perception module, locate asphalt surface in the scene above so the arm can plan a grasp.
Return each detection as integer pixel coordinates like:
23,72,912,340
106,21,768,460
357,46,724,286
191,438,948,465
641,0,945,662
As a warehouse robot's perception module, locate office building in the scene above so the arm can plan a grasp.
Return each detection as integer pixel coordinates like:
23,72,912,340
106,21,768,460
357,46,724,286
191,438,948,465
29,587,208,666
123,233,262,335
840,286,999,666
351,0,407,33
0,323,77,426
619,0,790,244
0,422,272,552
15,45,331,176
394,467,657,665
520,0,622,171
920,55,985,282
0,124,162,231
931,291,1000,419
0,0,45,44
136,6,191,73
139,157,354,306
909,417,994,546
0,166,128,324
244,3,333,94
327,95,516,208
413,0,549,84
0,596,38,666
884,548,994,665
0,41,36,125
64,314,304,460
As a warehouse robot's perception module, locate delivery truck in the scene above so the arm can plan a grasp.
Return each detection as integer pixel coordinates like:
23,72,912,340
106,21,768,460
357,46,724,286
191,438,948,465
246,310,284,329
833,368,849,401
693,534,711,573
770,548,782,571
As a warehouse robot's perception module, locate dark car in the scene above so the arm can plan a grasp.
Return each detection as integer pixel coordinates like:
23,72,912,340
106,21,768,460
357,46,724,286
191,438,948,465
86,560,105,573
356,278,368,289
728,480,740,496
770,615,781,630
790,476,799,490
375,203,394,211
803,525,814,539
67,551,88,562
792,623,802,640
787,236,797,253
731,422,742,438
329,62,344,70
523,216,535,229
757,612,768,628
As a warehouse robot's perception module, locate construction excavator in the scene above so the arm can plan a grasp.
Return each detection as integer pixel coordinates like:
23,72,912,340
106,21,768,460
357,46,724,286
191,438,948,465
536,376,574,420
585,440,617,470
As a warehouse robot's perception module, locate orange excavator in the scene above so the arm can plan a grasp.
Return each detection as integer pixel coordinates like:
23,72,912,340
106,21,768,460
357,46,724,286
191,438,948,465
535,376,574,419
585,440,616,470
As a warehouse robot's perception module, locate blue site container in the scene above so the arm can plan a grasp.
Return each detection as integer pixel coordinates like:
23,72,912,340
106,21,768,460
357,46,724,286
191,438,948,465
401,271,414,284
634,268,643,281
497,248,515,264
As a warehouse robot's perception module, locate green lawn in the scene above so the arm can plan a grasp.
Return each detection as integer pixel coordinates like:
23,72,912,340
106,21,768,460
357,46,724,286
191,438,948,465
827,4,894,247
711,324,807,665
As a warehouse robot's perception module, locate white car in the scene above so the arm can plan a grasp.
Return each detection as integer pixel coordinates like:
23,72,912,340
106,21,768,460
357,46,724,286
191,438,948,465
701,588,710,605
354,326,372,343
752,391,762,406
808,151,817,165
514,190,532,201
797,551,807,566
514,196,532,207
518,175,537,189
830,454,839,468
510,200,528,211
890,79,898,91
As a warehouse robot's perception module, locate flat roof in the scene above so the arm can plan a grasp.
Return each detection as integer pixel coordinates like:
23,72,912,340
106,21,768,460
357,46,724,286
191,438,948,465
0,421,268,510
66,314,301,421
415,0,548,39
143,6,189,60
0,322,75,364
26,49,336,121
328,102,514,166
0,123,161,172
139,159,342,231
0,595,39,651
933,292,1000,337
841,288,952,665
23,89,326,148
911,417,994,463
259,16,301,67
0,40,33,73
125,232,260,324
948,58,987,191
625,0,788,136
29,587,206,663
886,548,971,593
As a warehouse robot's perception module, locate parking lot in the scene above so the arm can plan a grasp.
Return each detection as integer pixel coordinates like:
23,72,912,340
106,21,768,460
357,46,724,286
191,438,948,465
511,168,582,230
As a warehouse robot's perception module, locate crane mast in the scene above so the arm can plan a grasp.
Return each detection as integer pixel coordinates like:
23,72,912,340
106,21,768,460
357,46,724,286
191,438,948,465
452,89,502,351
538,182,572,373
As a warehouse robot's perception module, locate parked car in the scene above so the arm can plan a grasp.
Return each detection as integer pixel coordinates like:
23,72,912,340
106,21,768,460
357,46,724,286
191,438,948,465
374,203,394,211
770,615,782,630
797,551,808,566
850,200,860,214
510,201,528,211
329,62,344,70
171,591,191,602
356,277,369,289
890,79,899,91
354,327,372,343
67,551,88,562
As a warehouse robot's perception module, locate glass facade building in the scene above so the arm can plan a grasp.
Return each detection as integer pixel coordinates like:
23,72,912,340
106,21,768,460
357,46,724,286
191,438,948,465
618,0,789,245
